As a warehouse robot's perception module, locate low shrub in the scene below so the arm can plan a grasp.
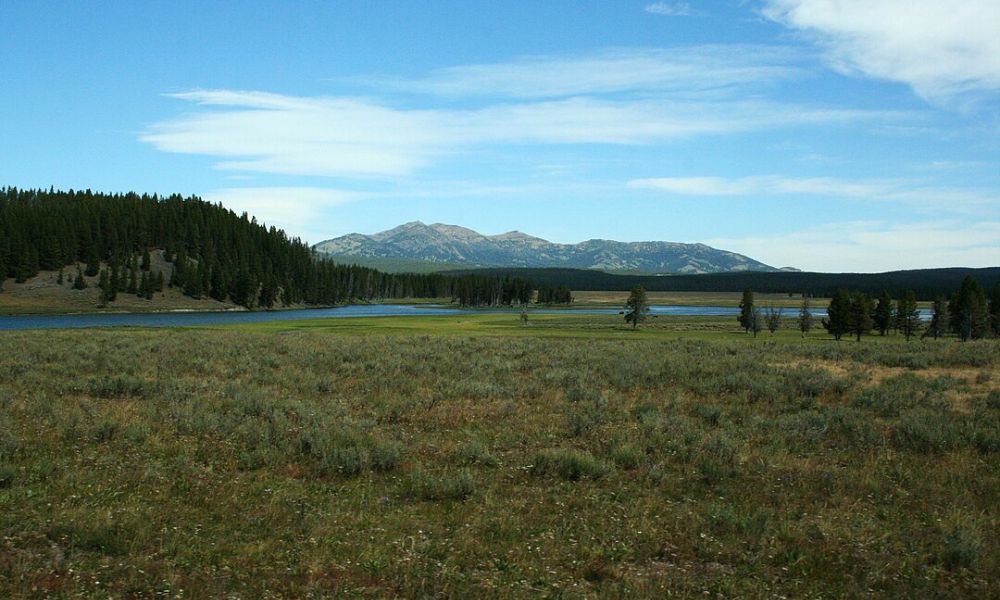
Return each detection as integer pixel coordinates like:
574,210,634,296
941,527,981,570
402,467,474,501
88,375,151,399
530,448,609,481
610,444,645,469
453,441,499,467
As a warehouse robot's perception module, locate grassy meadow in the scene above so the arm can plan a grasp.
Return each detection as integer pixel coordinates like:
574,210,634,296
0,314,998,598
569,290,825,308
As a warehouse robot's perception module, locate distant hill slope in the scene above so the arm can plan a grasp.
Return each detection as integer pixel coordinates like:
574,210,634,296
446,266,1000,300
324,255,475,274
314,221,783,274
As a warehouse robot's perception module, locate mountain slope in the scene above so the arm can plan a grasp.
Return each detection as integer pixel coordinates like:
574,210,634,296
314,222,781,274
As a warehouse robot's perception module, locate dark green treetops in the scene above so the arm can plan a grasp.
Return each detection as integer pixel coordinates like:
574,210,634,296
873,290,893,336
624,285,649,330
738,288,754,333
895,290,921,341
950,275,989,341
823,289,851,341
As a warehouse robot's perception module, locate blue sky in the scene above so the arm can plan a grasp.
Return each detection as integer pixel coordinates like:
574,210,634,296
1,0,997,272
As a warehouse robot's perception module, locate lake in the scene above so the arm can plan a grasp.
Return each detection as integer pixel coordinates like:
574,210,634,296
0,304,929,331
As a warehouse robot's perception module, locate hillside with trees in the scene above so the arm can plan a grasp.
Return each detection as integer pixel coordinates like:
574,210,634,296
0,188,531,309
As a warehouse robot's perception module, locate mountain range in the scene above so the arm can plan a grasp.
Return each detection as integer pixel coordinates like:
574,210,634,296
314,222,791,274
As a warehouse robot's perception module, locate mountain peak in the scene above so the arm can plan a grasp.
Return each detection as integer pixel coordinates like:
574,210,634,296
314,223,783,273
428,223,486,242
488,230,548,243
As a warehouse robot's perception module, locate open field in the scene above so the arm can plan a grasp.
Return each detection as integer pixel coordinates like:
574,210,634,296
1,315,998,598
224,312,923,344
570,290,823,308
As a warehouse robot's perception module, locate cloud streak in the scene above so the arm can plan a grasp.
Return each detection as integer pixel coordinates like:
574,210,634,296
645,3,695,17
628,175,999,213
143,87,900,179
761,0,1000,105
354,46,801,99
707,220,1000,272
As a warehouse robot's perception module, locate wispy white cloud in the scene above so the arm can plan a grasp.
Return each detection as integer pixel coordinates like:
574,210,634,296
143,89,900,178
628,175,999,213
645,2,698,17
144,91,449,177
761,0,1000,106
204,187,363,244
354,46,800,99
707,220,1000,272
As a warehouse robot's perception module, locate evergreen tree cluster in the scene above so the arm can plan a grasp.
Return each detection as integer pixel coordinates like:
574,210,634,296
92,253,165,305
535,284,572,304
822,276,1000,342
0,188,532,308
449,275,533,307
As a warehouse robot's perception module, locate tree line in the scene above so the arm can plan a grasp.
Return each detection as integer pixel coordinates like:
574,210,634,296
535,284,572,304
0,187,532,308
737,275,1000,341
451,266,1000,300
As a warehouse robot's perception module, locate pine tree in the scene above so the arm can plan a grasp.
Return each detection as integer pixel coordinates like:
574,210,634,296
84,242,100,277
895,290,920,341
98,269,112,306
990,282,1000,338
142,271,154,300
624,285,649,330
925,297,948,340
141,249,151,272
127,267,138,294
872,290,893,336
110,264,120,298
138,271,150,299
764,304,782,334
56,267,64,286
848,292,874,342
15,245,34,283
184,261,204,298
72,267,87,290
798,297,813,337
738,288,754,333
823,289,851,341
750,307,763,338
949,276,988,341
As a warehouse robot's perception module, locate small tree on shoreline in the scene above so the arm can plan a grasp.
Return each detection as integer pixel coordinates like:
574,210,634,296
924,297,948,340
738,288,754,333
848,291,874,342
823,289,851,341
624,285,649,330
764,304,782,335
798,297,813,337
873,290,893,336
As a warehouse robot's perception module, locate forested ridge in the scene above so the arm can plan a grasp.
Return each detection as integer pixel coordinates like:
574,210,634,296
449,266,1000,300
0,188,532,308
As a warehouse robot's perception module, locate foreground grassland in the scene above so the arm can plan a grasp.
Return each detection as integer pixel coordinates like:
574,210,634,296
1,319,998,598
